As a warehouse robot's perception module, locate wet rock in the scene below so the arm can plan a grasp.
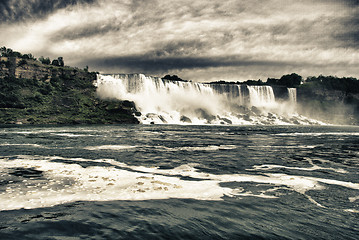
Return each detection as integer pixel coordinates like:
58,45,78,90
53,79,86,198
146,113,157,118
291,119,300,124
280,117,290,123
180,115,192,123
237,106,250,114
9,168,43,178
158,115,167,123
219,117,232,124
195,108,216,122
251,106,261,115
122,100,136,108
267,112,277,119
243,115,252,121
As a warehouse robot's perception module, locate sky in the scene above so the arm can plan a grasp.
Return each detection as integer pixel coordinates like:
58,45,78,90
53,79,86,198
0,0,358,82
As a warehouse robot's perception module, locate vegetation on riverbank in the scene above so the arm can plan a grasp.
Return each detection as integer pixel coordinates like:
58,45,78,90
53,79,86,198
0,47,138,125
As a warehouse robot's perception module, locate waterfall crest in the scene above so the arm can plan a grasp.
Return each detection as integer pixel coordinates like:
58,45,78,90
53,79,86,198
95,74,321,125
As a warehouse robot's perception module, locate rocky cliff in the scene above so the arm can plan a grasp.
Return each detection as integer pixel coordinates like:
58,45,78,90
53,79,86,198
297,83,359,125
0,57,138,125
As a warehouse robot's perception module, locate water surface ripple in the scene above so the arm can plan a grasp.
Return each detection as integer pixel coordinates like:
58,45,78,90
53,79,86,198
0,125,358,239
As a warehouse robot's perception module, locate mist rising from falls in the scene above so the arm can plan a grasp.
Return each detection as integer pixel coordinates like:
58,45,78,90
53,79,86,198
95,74,322,125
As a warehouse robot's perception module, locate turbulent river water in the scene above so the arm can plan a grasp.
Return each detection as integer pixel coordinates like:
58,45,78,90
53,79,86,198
0,125,358,239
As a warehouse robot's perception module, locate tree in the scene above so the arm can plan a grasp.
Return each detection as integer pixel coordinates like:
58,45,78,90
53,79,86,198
22,53,36,60
57,57,64,67
267,78,279,85
39,56,51,65
51,59,60,66
0,46,6,56
162,75,186,81
278,73,302,87
12,51,22,58
18,59,27,66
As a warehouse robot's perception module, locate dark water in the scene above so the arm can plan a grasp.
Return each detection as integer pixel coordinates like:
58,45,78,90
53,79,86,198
0,125,358,240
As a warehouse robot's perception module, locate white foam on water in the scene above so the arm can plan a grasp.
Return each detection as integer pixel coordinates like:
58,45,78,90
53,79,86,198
8,130,57,135
155,145,238,152
1,156,358,211
52,133,97,137
123,163,359,207
9,131,34,134
251,145,320,149
249,163,348,174
84,145,137,151
0,143,44,148
305,176,359,190
344,209,359,213
186,145,236,151
349,196,359,202
234,189,278,199
275,132,359,136
0,156,233,211
6,129,100,135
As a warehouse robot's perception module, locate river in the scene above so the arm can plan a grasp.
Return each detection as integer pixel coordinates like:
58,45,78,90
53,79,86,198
0,125,358,239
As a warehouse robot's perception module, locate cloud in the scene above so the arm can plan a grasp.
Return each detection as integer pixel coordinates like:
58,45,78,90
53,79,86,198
341,0,359,6
85,55,289,72
0,0,96,22
0,0,358,81
83,52,357,76
333,13,359,48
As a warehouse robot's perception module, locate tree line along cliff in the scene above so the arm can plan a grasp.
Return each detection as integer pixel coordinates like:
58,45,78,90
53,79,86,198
0,47,138,124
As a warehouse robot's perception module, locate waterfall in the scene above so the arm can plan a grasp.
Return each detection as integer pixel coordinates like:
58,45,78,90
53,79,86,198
95,74,319,125
247,86,276,107
288,88,297,103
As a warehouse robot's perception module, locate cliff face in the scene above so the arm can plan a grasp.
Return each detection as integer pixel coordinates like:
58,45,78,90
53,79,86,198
1,57,90,82
0,56,15,78
271,86,290,100
297,84,359,125
0,58,138,125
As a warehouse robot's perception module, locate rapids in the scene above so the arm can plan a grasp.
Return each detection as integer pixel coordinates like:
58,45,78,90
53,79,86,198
0,125,358,239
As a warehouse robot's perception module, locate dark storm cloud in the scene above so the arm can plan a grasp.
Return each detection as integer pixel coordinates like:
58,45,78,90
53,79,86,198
50,14,165,42
333,12,359,48
85,54,313,74
327,0,359,48
0,0,96,22
51,22,119,41
151,40,210,57
342,0,359,6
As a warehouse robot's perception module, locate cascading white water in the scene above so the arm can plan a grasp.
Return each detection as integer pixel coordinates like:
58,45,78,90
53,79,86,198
95,74,322,125
288,88,297,103
247,86,276,108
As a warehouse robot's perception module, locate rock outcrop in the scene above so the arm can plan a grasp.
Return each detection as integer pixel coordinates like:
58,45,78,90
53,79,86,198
0,57,139,125
297,85,359,125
